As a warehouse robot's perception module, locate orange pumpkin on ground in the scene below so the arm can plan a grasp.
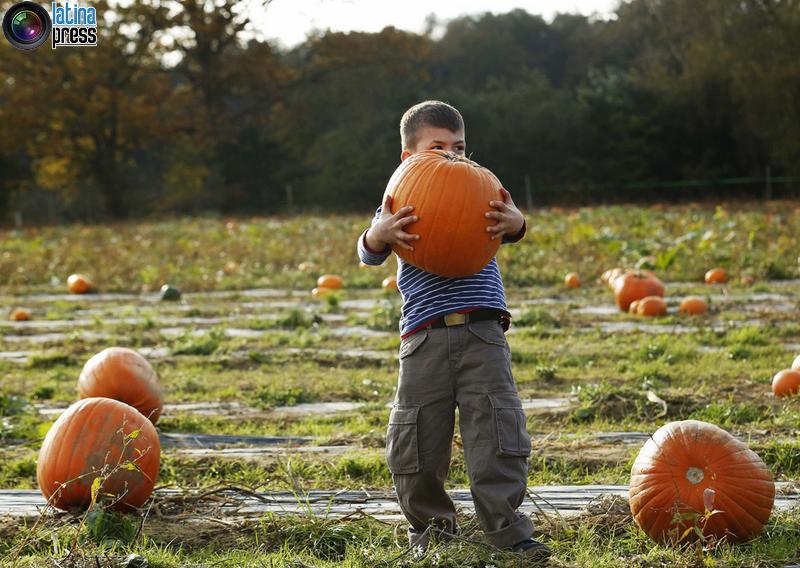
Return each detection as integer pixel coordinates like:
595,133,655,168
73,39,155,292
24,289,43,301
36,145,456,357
630,420,774,545
78,348,164,424
612,271,664,312
311,287,335,299
37,397,161,512
704,268,728,285
636,296,667,317
10,308,31,321
382,276,398,291
317,274,343,289
385,150,502,277
564,272,581,288
67,274,92,294
679,296,707,316
772,369,800,397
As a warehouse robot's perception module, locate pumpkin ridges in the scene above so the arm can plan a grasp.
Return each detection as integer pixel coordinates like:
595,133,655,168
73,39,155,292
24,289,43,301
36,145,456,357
426,159,458,274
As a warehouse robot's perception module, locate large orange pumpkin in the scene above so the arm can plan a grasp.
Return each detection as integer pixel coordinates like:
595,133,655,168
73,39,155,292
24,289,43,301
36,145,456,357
630,420,774,545
384,150,502,277
316,274,343,289
78,348,164,424
772,369,800,397
37,397,161,512
636,296,667,317
613,271,664,312
67,274,92,294
679,296,708,316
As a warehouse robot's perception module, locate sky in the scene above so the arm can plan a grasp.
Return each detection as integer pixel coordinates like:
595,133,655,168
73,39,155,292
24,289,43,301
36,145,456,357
252,0,623,48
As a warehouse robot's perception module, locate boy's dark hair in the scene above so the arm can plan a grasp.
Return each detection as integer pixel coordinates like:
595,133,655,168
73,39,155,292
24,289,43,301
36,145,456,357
400,100,464,151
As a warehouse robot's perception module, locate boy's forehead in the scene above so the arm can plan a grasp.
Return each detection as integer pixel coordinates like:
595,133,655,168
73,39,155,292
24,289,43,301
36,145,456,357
416,126,466,145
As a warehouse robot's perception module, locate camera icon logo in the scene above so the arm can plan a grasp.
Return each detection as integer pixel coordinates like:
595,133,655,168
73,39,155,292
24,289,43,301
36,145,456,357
2,1,51,50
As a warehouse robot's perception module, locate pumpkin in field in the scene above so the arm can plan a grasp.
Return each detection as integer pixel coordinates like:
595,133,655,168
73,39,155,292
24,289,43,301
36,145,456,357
10,308,31,321
78,348,163,424
704,268,728,285
564,272,581,288
679,296,707,316
37,397,161,512
637,296,667,317
630,420,774,545
317,274,343,290
382,276,398,291
67,274,92,294
384,150,503,277
772,369,800,397
612,271,664,312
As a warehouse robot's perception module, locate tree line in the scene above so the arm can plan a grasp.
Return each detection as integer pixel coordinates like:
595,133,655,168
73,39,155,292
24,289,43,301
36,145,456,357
1,0,798,223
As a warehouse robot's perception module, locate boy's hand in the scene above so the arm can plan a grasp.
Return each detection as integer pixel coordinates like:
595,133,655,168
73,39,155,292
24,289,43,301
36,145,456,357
365,193,420,252
485,188,524,240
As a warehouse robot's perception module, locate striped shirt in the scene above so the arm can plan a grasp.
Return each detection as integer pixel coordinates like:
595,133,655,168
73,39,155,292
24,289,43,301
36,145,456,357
356,206,525,337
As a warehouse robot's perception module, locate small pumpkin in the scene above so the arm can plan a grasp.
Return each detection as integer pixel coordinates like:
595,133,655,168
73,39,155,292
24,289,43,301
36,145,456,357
772,369,800,397
382,276,398,291
160,284,181,302
78,348,164,424
317,274,343,290
564,272,581,288
10,308,31,321
67,274,92,294
613,271,664,312
704,268,728,285
628,299,641,315
637,296,667,317
630,420,774,545
37,397,161,512
385,150,503,277
679,296,707,316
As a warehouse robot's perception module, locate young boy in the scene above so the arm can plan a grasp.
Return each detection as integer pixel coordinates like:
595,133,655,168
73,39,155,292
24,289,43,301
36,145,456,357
356,100,551,561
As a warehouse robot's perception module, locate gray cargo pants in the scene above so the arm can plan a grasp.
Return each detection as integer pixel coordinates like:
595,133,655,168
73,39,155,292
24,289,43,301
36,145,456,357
386,317,534,549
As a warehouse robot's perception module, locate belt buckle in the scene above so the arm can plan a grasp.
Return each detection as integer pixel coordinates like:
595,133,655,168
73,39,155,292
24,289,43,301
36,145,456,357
444,312,466,326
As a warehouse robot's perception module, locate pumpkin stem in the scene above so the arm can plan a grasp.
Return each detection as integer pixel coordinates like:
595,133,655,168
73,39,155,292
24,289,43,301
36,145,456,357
685,467,705,485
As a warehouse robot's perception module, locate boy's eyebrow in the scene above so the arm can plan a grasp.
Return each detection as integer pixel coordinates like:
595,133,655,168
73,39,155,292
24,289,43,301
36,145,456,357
430,139,466,145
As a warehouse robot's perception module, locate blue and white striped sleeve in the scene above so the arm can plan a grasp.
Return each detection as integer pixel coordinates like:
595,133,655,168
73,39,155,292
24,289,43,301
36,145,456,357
357,206,392,265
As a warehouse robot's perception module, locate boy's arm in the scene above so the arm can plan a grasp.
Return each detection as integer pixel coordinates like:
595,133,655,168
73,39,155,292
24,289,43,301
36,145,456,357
502,218,526,244
357,206,392,266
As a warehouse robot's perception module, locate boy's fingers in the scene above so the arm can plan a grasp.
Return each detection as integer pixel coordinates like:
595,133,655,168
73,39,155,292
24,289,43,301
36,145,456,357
395,215,418,228
397,232,419,241
485,211,504,220
392,207,414,220
382,193,393,210
486,224,506,233
489,200,509,211
395,240,414,251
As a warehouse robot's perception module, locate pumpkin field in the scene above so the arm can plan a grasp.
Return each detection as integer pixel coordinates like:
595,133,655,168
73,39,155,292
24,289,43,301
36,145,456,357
1,202,800,567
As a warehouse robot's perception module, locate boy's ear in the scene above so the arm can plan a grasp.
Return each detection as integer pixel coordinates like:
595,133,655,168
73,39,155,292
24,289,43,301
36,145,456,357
400,149,412,162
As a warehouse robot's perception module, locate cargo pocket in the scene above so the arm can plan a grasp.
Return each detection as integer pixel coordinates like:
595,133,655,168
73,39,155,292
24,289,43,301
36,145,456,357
467,321,506,347
488,393,532,457
399,329,428,359
386,405,421,474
